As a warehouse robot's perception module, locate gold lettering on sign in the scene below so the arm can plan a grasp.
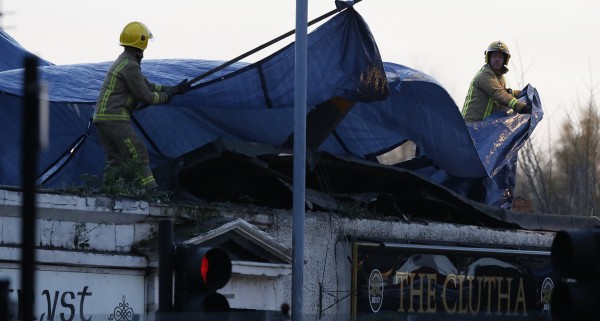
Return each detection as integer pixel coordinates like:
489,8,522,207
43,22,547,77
467,276,483,315
408,273,425,313
496,277,512,315
482,276,496,315
442,274,457,314
395,272,409,312
514,278,527,316
457,275,468,314
425,273,437,313
390,272,529,316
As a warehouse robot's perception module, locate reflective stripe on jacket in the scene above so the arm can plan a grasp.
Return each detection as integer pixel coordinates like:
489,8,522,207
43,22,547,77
93,48,169,122
461,64,521,123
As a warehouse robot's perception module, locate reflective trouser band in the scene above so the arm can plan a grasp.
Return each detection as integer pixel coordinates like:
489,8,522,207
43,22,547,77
124,138,139,160
141,175,156,186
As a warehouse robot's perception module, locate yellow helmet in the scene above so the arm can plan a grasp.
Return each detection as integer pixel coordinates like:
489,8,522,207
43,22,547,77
119,22,153,51
484,41,511,65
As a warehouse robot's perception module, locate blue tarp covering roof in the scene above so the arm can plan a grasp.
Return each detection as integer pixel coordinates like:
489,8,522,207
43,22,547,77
0,7,542,209
0,31,52,72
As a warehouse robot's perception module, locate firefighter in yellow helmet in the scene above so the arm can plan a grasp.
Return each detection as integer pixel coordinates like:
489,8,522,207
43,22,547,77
461,41,531,123
93,22,188,191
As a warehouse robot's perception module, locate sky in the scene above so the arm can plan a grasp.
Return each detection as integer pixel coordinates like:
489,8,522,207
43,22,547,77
2,0,599,146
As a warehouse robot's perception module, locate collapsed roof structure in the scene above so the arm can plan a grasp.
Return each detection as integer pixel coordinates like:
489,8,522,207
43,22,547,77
0,5,543,219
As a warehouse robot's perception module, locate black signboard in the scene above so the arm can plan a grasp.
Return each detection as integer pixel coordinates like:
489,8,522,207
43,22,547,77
352,242,555,320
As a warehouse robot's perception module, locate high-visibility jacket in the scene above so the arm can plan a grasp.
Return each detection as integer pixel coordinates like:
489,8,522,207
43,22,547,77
93,48,170,122
461,64,524,123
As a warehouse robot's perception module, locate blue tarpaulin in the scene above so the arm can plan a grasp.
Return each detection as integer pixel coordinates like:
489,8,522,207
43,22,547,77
0,7,542,208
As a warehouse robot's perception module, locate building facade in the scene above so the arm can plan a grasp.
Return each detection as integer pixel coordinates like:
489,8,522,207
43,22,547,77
0,188,591,320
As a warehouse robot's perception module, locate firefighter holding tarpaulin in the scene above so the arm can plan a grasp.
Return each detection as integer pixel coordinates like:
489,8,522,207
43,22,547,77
461,41,531,123
93,21,188,190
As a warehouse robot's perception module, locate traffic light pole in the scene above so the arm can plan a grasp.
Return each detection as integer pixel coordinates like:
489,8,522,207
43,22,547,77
21,55,40,321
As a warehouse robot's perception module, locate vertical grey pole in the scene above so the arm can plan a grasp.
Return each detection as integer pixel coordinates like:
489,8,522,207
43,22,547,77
158,219,174,315
21,55,39,321
292,0,308,320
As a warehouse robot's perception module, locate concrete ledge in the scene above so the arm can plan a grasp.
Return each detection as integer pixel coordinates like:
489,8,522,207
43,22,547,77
0,246,148,269
232,260,291,278
0,189,191,224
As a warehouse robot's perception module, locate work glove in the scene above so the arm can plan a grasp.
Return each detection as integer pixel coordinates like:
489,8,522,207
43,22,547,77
165,79,189,96
163,91,173,104
515,102,532,114
175,79,191,95
161,88,173,104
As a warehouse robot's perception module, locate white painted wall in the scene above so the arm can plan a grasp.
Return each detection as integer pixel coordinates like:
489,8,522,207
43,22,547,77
0,189,557,320
222,275,288,310
1,264,146,320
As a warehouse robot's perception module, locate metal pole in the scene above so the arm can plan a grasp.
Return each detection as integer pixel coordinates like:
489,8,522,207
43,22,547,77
0,280,9,321
21,55,39,321
158,220,174,314
292,0,308,320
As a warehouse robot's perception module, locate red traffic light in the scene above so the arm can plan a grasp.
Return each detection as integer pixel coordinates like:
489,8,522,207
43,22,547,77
177,245,232,292
201,255,209,283
174,245,232,312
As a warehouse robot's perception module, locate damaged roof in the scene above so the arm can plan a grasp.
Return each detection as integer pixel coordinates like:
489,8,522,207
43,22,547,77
154,138,598,232
0,6,567,230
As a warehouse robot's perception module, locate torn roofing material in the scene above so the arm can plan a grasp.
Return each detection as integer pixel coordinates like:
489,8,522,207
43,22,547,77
155,138,596,232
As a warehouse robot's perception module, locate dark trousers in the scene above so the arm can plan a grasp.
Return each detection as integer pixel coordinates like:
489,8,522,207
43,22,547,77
94,121,158,188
